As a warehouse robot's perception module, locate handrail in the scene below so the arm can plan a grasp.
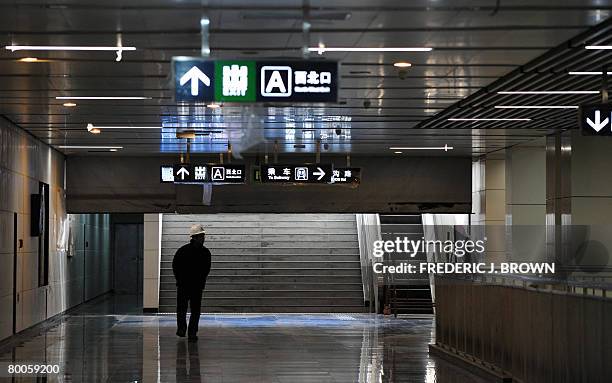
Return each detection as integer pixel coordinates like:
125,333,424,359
355,214,382,313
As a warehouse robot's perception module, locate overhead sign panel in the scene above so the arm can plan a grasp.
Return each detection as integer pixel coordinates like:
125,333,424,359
580,104,612,136
174,58,338,103
163,164,245,184
261,164,333,184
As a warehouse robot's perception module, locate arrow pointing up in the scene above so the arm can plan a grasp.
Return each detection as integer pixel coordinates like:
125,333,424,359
313,167,326,181
177,167,190,180
179,66,211,96
586,110,609,132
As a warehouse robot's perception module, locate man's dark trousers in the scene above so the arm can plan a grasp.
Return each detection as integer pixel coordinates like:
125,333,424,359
176,285,204,336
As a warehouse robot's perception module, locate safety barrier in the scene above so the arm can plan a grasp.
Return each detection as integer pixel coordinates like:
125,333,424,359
432,275,612,382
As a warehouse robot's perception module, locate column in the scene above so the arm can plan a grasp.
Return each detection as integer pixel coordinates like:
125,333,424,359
143,214,162,312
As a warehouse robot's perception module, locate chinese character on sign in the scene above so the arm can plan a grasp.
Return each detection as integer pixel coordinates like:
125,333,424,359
223,64,248,96
307,71,319,85
333,170,340,177
320,72,331,84
283,168,291,176
295,167,308,181
295,71,307,85
268,168,276,176
194,166,207,181
344,170,352,178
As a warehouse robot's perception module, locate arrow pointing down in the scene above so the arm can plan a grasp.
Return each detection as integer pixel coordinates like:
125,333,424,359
177,167,189,180
586,110,609,132
179,66,211,96
313,167,325,181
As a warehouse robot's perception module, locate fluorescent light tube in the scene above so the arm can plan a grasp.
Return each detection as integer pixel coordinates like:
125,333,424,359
5,45,136,51
58,146,123,149
309,47,432,54
585,45,612,50
389,145,453,151
568,71,612,75
56,96,151,100
494,105,578,109
497,91,599,95
448,118,531,121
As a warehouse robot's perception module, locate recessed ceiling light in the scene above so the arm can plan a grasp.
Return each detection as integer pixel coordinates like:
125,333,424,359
18,57,40,62
568,71,612,75
56,96,151,100
63,102,77,107
58,145,122,149
394,151,403,154
109,149,118,152
393,62,412,68
494,105,578,109
448,118,531,121
390,144,453,151
309,47,432,54
497,90,599,95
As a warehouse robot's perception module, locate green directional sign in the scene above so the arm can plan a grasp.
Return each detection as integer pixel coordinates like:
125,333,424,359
173,57,338,103
214,60,256,102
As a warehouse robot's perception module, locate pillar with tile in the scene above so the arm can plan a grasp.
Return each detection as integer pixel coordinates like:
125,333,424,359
143,214,162,312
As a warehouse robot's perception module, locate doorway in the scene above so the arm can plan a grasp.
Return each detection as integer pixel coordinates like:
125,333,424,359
113,223,144,296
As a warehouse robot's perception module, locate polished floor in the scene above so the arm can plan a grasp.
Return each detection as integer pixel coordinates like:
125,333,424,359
0,295,487,383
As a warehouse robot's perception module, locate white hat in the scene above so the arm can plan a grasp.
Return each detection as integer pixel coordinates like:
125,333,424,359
189,224,206,237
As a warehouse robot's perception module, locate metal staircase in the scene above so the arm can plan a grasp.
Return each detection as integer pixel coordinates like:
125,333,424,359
159,213,366,313
379,214,434,315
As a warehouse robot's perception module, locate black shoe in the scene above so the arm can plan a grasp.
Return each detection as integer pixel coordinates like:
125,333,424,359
176,330,186,337
188,335,198,342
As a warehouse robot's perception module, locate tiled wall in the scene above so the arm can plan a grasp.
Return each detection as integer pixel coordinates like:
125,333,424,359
0,118,111,341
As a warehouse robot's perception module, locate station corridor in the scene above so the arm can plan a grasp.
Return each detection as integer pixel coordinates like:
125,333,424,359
0,294,487,383
1,1,611,382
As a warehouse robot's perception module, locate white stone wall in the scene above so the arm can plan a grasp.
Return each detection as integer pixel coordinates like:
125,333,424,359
0,118,111,341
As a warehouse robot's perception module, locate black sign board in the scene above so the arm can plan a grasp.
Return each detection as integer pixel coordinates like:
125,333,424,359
163,164,245,184
580,104,612,136
261,164,333,184
332,167,361,184
173,58,338,103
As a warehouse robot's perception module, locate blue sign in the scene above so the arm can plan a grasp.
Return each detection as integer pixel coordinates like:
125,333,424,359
173,59,215,102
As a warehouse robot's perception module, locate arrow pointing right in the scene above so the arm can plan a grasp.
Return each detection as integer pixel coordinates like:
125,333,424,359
313,167,325,181
179,66,211,96
177,167,190,180
586,110,609,132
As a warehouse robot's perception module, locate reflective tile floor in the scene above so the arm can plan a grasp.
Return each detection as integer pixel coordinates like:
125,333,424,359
0,295,488,383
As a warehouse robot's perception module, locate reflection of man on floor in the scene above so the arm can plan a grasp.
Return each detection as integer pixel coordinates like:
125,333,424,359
176,340,201,382
172,224,212,341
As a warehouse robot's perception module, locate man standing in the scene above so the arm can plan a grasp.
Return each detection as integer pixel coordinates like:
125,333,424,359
172,224,212,341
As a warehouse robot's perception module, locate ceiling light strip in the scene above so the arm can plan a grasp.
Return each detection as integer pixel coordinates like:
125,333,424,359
389,145,453,151
309,47,432,54
448,118,531,121
58,146,123,149
568,71,612,75
56,96,151,100
494,105,578,109
5,45,136,51
585,45,612,50
497,91,599,95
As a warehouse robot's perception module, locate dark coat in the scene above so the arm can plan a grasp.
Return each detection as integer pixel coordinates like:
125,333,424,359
172,240,212,290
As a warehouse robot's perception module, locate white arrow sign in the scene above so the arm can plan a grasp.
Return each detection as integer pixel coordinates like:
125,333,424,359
179,66,211,96
586,110,609,132
313,167,326,181
177,167,190,180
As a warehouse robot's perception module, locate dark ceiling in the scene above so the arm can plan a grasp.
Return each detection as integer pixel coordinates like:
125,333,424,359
0,0,611,157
